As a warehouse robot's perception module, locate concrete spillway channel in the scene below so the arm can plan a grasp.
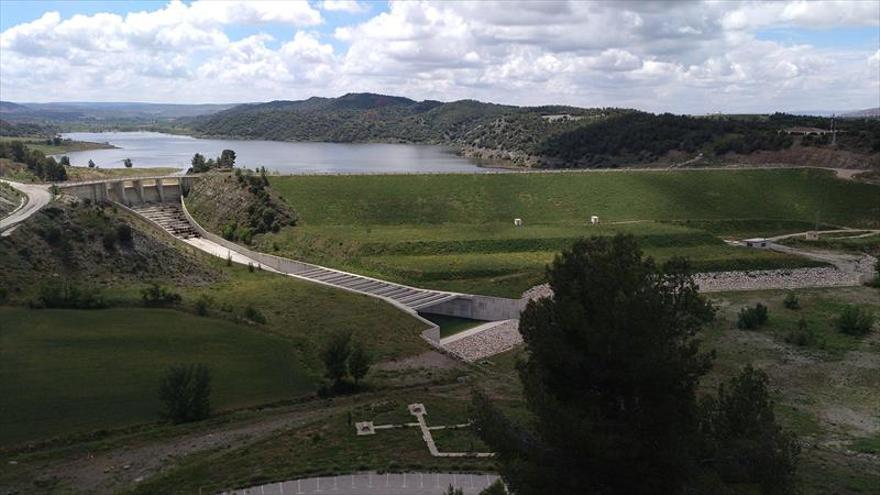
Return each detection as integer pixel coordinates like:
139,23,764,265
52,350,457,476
129,203,460,314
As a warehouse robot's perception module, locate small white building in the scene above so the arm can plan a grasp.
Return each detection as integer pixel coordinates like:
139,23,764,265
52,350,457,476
514,218,523,227
805,231,819,240
590,215,600,225
744,238,769,248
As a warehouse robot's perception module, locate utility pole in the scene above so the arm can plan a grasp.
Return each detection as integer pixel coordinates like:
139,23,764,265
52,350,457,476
830,115,837,146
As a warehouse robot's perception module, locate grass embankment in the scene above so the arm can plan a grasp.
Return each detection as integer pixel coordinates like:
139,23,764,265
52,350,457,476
257,168,880,297
704,287,880,494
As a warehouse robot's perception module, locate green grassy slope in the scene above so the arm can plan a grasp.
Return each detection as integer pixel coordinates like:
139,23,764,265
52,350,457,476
0,307,314,445
259,169,879,297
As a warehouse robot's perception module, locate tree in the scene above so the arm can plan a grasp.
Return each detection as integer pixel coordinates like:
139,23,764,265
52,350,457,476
348,341,372,385
59,155,70,167
191,153,207,173
698,366,800,494
158,364,212,423
88,159,96,168
321,329,352,389
123,157,133,168
218,149,236,168
473,235,717,494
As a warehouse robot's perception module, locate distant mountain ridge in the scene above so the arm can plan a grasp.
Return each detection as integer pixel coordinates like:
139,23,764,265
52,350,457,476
0,101,237,121
189,92,879,168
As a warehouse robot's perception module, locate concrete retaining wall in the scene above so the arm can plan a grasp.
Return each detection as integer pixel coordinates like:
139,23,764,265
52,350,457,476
419,294,526,321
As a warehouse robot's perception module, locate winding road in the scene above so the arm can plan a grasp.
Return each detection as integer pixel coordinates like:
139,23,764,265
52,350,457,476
0,180,52,235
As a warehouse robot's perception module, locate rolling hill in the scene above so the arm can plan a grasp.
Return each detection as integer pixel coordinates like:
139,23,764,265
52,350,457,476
189,93,880,169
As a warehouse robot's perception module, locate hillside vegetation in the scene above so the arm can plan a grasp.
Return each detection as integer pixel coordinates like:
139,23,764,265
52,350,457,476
188,92,880,168
255,168,879,297
186,170,298,244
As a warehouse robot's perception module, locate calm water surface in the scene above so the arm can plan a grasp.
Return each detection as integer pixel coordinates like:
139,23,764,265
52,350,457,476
59,132,486,174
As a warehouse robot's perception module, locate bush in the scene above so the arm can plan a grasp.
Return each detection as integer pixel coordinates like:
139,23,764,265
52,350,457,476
158,364,211,423
480,480,508,495
783,292,800,310
737,303,769,330
101,230,116,250
0,287,8,304
837,305,875,336
194,294,213,316
35,283,106,309
115,223,133,246
785,317,823,348
243,305,266,324
141,284,182,307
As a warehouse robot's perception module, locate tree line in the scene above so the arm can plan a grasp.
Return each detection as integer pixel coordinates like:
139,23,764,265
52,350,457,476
0,140,68,181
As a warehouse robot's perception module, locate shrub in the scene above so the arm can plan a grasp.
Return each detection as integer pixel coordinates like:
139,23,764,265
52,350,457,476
141,284,182,307
480,479,508,494
737,303,769,330
43,226,62,246
115,223,133,246
0,287,9,304
837,305,875,336
785,317,823,348
101,230,116,250
158,364,211,423
35,283,106,309
243,305,266,324
783,292,800,310
194,294,213,316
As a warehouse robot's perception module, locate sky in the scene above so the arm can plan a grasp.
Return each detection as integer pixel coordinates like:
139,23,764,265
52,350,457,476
0,0,878,114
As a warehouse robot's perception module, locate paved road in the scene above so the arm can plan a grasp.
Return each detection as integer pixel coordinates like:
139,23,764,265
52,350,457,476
0,180,52,234
221,472,501,495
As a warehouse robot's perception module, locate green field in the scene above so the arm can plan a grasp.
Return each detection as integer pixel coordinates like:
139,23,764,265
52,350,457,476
259,169,880,297
0,307,315,445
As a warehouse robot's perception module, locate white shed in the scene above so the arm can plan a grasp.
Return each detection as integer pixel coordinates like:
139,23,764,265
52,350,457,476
514,218,523,227
744,238,769,248
590,215,600,225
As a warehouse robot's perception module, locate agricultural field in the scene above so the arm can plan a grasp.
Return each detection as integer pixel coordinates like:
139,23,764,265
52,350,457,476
261,168,880,297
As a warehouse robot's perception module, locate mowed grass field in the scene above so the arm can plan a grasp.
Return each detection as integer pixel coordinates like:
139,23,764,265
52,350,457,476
0,307,314,446
264,169,880,297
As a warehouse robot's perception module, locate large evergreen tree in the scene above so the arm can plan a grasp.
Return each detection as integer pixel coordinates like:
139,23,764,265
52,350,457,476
474,235,716,494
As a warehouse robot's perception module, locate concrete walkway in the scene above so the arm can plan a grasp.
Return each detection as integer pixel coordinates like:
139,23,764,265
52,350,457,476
220,472,502,495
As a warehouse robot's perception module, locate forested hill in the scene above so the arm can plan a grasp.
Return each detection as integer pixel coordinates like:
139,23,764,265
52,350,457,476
189,93,880,169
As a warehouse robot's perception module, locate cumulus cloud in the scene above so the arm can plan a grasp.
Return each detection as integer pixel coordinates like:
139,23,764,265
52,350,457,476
320,1,370,14
0,0,877,112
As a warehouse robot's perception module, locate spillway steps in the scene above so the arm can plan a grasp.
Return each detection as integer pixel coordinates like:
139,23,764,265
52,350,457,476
129,202,458,312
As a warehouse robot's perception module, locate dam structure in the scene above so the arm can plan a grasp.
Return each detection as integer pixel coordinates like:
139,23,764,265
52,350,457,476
57,175,526,346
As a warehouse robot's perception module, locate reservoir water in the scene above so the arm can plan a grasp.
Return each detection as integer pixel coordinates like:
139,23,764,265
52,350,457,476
59,131,486,174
